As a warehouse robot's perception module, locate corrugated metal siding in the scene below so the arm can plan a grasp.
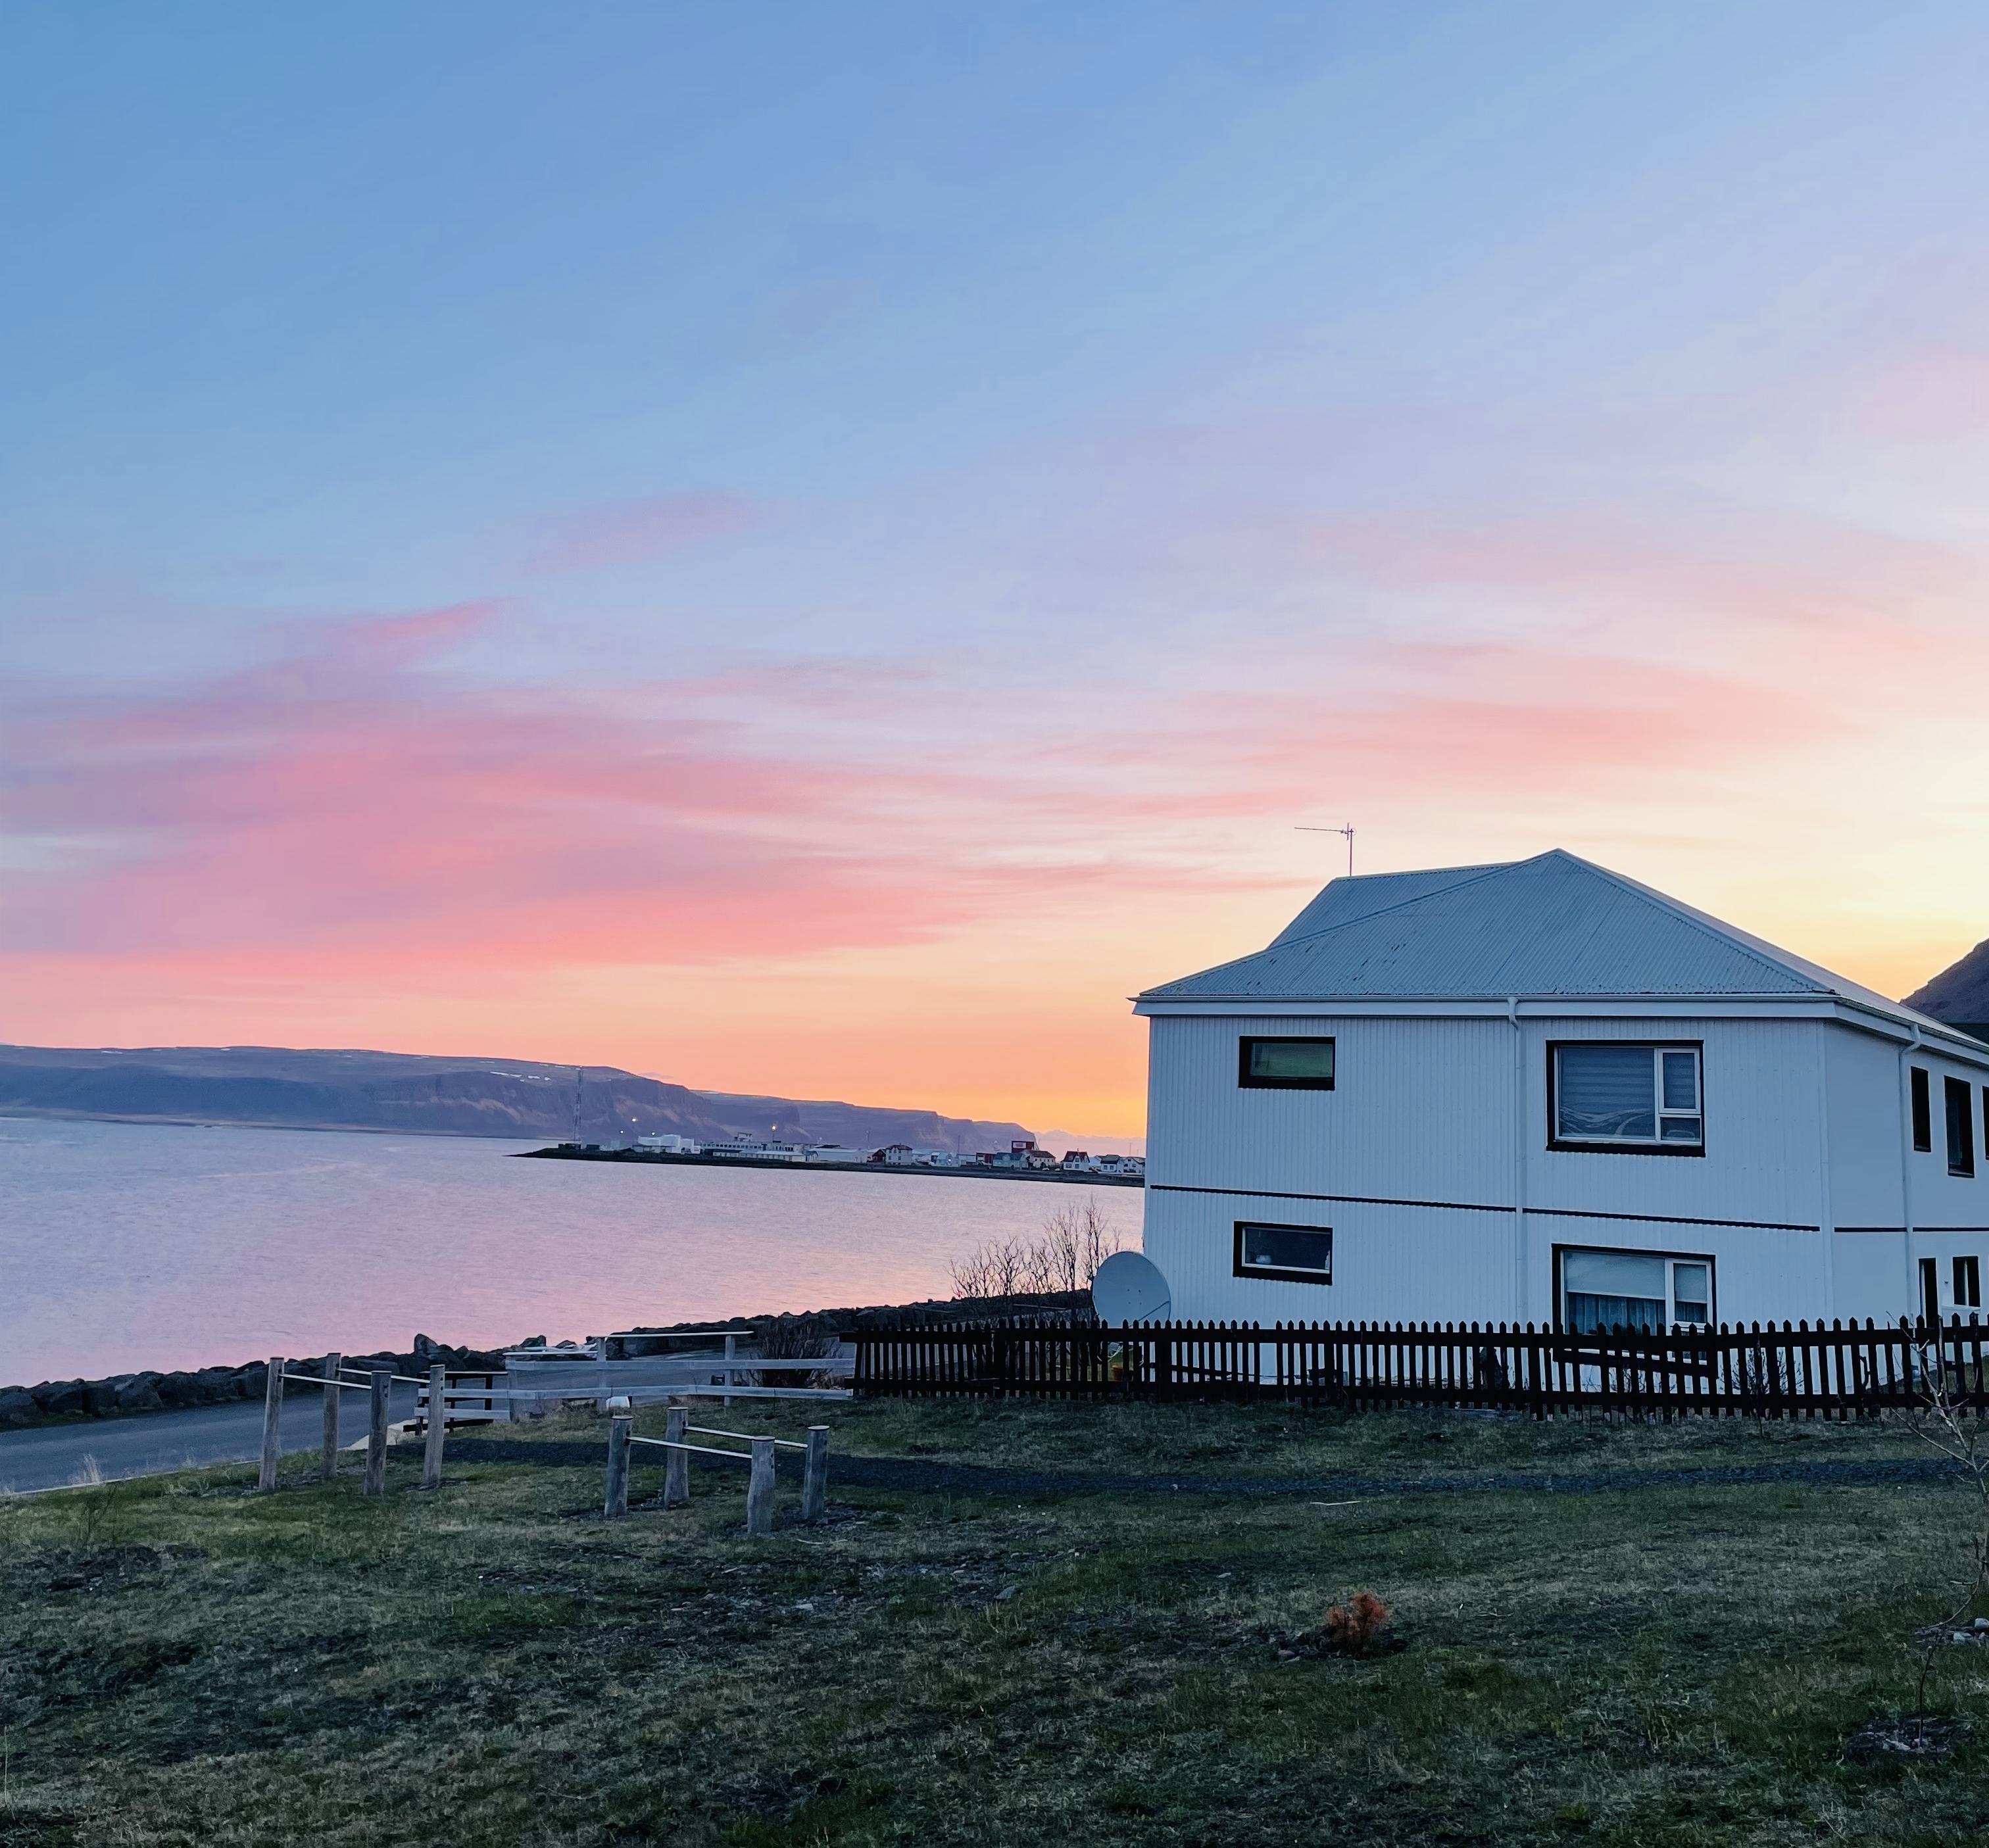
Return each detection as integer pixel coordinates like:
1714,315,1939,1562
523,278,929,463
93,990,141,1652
1524,1016,1826,1232
1147,1013,1513,1204
1827,1029,1903,1228
1143,1187,1519,1328
1144,1011,1871,1326
1531,1217,1830,1326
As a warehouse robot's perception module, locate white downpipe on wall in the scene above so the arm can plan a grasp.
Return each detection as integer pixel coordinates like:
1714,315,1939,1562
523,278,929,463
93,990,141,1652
1898,1023,1921,1321
1815,1029,1836,1323
1508,996,1528,1326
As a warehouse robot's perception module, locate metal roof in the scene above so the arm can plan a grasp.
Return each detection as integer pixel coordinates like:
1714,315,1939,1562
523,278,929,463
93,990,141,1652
1141,850,1949,1031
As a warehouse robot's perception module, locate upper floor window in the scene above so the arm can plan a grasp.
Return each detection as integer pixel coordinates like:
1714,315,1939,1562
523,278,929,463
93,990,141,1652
1911,1067,1932,1152
1947,1075,1976,1177
1239,1036,1335,1090
1550,1043,1702,1153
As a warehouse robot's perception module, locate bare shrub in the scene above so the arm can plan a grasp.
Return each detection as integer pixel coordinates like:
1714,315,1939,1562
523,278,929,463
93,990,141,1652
949,1200,1127,1301
1905,1326,1989,1710
754,1313,839,1390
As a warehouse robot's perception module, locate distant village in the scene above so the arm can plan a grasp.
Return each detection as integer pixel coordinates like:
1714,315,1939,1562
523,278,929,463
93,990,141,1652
611,1132,1144,1177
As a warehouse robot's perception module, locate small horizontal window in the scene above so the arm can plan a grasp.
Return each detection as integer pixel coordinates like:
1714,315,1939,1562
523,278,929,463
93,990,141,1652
1234,1221,1332,1284
1239,1036,1335,1089
1552,1044,1702,1152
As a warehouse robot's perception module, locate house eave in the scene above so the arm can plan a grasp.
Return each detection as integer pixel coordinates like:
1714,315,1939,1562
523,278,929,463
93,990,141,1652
1128,990,1989,1067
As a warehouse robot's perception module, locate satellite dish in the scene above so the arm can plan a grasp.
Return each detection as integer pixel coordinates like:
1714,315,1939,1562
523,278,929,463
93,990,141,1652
1092,1250,1172,1325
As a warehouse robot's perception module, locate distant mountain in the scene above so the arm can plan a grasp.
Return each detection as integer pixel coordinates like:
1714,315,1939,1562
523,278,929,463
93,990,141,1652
1903,940,1989,1044
694,1090,1040,1156
0,1044,1037,1154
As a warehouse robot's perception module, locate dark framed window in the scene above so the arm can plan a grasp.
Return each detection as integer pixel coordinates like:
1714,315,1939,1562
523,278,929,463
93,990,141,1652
1947,1075,1976,1177
1921,1257,1940,1328
1239,1036,1335,1090
1233,1221,1332,1284
1548,1042,1703,1154
1556,1245,1714,1332
1911,1067,1931,1151
1955,1255,1980,1311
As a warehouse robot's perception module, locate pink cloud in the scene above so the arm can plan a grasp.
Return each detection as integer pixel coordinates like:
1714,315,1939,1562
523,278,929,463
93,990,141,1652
0,608,1232,987
526,492,768,574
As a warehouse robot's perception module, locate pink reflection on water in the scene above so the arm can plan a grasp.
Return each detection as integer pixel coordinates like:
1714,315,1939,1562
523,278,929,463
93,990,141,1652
0,1118,1142,1383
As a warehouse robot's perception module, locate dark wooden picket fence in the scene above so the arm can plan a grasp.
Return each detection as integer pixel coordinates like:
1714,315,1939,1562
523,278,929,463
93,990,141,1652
852,1316,1989,1419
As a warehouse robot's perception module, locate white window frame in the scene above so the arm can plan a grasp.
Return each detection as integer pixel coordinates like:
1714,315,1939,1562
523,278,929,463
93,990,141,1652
1549,1042,1704,1154
1558,1246,1716,1332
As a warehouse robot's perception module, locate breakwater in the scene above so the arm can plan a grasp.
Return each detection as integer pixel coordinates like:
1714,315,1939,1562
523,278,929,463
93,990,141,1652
520,1146,1144,1185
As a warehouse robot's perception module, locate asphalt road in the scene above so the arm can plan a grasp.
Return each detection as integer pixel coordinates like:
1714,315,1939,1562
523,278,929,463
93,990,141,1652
0,1382,422,1494
0,1352,846,1494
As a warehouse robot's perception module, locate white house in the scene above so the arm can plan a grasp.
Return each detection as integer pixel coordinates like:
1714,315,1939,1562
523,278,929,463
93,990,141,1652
1134,850,1989,1334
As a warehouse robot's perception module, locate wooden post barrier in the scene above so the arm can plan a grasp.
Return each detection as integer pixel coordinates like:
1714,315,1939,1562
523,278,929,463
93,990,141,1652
723,1334,737,1408
802,1424,829,1521
604,1415,631,1519
364,1369,389,1496
663,1402,690,1507
257,1355,284,1492
746,1434,775,1536
320,1351,342,1480
421,1363,446,1490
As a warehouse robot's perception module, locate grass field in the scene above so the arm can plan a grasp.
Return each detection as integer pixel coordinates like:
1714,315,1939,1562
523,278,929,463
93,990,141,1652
5,1398,1989,1847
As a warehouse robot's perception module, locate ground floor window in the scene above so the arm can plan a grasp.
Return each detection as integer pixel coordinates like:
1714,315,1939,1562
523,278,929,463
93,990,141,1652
1560,1247,1713,1332
1955,1255,1981,1311
1233,1221,1332,1284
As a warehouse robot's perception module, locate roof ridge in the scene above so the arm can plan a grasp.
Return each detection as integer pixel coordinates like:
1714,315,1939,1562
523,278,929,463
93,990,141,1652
1543,852,1834,996
1267,857,1526,951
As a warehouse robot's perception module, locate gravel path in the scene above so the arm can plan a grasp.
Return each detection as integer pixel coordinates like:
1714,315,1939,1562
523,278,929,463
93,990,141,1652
443,1438,1969,1499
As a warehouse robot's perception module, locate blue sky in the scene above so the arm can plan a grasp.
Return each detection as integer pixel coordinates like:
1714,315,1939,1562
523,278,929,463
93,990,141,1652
5,5,1989,1129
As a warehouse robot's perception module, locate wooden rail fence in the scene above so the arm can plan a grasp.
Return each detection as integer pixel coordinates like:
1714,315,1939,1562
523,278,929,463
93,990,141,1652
852,1316,1989,1419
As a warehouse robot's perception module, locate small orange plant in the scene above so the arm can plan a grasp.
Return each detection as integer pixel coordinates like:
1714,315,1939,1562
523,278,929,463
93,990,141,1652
1323,1590,1392,1657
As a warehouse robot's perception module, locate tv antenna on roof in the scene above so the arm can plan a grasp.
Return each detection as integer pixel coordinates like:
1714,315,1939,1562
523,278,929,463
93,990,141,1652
1297,823,1356,877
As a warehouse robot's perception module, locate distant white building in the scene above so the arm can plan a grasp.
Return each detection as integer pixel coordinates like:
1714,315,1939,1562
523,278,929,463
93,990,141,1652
709,1136,807,1163
636,1133,700,1154
806,1145,866,1164
1135,850,1989,1333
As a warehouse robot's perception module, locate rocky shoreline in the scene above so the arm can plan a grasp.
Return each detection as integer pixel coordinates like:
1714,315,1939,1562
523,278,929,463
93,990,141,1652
0,1334,507,1433
0,1292,1091,1433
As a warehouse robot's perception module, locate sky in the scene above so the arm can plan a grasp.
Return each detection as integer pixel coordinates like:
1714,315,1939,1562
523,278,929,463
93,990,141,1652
5,3,1989,1138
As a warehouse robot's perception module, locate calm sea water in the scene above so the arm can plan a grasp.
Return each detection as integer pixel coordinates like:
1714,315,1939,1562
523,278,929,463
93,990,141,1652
0,1116,1143,1386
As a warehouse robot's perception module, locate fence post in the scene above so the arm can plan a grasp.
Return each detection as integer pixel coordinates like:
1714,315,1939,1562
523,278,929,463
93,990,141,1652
320,1352,342,1481
604,1415,631,1519
364,1369,389,1497
802,1424,830,1521
747,1434,775,1536
664,1401,690,1507
724,1333,737,1408
258,1355,285,1492
422,1363,447,1490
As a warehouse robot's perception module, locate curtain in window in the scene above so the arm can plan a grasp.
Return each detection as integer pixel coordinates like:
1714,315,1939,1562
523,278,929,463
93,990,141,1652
1558,1046,1656,1139
1563,1250,1668,1334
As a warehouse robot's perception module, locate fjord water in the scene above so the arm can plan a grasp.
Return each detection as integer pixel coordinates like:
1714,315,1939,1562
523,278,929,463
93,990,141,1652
0,1116,1143,1386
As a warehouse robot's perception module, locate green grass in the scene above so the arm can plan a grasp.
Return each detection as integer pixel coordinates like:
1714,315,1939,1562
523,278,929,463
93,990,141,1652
5,1400,1989,1846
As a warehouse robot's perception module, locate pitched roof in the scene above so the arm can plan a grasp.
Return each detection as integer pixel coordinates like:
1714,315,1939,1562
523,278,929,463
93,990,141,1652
1141,850,1944,1028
